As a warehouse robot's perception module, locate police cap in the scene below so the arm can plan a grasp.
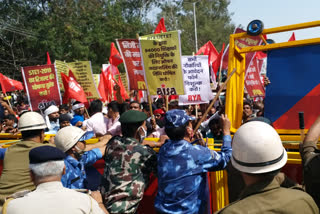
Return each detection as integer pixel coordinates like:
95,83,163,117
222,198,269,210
119,110,147,124
29,146,66,164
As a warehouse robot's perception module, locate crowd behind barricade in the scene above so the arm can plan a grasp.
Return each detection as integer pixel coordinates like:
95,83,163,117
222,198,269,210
0,88,320,214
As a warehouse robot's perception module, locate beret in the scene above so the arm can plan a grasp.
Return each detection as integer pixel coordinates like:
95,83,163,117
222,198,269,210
154,109,165,115
29,146,66,164
165,109,195,128
119,110,147,124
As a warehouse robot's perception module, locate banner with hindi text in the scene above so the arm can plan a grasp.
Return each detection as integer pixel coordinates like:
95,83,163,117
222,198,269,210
244,57,265,97
139,31,185,95
21,64,61,111
179,56,214,105
116,39,147,90
55,60,100,99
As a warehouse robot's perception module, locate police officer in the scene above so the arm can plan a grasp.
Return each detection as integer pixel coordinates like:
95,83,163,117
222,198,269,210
54,126,108,190
5,146,108,214
100,110,157,214
217,121,318,213
0,112,48,207
300,114,320,209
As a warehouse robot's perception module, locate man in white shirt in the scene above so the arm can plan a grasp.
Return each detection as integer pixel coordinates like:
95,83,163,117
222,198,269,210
4,146,108,214
84,100,108,137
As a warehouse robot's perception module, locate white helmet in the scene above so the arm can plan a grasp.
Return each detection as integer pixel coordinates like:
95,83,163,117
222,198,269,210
54,126,94,152
18,112,47,132
231,121,287,174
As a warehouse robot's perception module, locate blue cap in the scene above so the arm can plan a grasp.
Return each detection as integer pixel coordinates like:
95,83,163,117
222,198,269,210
29,146,66,164
79,131,94,141
165,109,195,128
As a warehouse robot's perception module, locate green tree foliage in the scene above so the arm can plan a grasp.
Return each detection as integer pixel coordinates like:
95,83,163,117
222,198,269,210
158,0,235,54
0,0,233,79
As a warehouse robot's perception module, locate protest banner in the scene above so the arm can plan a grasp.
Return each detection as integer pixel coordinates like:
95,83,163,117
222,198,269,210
244,57,265,97
55,60,100,99
116,39,147,90
221,28,262,72
179,56,214,105
21,64,61,111
139,31,185,95
54,60,68,90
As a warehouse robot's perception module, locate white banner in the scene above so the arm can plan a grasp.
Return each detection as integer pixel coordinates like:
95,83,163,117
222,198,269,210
179,55,214,105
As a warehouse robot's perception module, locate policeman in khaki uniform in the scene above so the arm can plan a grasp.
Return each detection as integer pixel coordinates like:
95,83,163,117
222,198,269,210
4,146,108,214
100,110,157,214
300,114,320,209
216,121,318,214
0,112,48,208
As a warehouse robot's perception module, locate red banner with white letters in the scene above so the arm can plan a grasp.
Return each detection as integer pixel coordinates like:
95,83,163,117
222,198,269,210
244,57,265,97
21,64,61,111
116,39,147,90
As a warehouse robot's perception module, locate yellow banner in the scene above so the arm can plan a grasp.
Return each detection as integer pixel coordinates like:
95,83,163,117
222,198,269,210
139,31,184,95
55,60,100,99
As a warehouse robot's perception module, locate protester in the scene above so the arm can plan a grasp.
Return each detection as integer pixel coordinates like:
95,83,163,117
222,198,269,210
1,114,18,134
106,101,121,136
70,102,85,127
4,146,108,214
300,114,320,209
59,103,70,114
100,110,157,214
217,121,318,213
59,113,72,129
242,101,255,123
0,112,47,207
84,99,108,137
54,126,109,190
155,109,232,214
129,101,141,111
44,105,60,134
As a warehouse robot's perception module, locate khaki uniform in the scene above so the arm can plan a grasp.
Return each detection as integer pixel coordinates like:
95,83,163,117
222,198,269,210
5,181,104,214
300,140,320,209
216,178,318,214
0,141,45,205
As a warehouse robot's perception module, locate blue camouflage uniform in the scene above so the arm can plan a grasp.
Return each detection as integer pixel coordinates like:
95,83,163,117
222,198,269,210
61,148,102,190
155,109,232,214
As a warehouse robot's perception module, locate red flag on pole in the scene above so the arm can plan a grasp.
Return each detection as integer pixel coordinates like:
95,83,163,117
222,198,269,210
46,52,52,65
212,43,225,75
196,41,219,66
154,17,167,34
109,43,123,66
288,32,296,41
61,70,87,104
98,71,107,102
0,73,24,94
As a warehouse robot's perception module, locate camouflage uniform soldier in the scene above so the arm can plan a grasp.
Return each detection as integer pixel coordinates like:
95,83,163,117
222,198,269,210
100,110,157,214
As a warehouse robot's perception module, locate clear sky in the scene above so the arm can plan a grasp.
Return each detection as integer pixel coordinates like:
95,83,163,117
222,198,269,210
228,0,320,42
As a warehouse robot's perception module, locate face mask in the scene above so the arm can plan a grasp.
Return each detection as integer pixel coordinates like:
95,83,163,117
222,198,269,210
73,145,86,160
138,126,147,143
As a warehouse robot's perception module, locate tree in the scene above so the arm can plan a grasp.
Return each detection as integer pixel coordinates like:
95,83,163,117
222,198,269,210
157,0,235,54
0,0,159,78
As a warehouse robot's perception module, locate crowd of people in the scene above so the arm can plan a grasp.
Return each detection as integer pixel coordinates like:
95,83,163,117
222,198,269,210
0,87,319,214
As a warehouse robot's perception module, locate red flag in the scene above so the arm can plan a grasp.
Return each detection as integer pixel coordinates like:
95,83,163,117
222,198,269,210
46,52,52,65
154,17,167,34
98,71,108,102
61,71,87,104
117,75,129,100
212,43,225,75
109,42,123,66
288,32,296,41
196,41,219,65
0,73,24,94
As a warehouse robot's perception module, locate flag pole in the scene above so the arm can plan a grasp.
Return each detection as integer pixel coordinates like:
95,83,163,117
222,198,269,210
4,93,13,109
194,68,236,132
136,33,154,118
